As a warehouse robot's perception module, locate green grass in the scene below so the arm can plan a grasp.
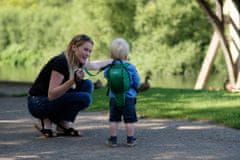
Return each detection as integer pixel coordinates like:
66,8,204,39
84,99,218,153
89,87,240,129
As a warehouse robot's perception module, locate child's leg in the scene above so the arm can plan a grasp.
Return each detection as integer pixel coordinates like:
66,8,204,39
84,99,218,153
109,98,122,137
125,123,135,137
123,98,137,146
109,122,119,136
107,98,122,147
123,98,137,137
107,122,119,147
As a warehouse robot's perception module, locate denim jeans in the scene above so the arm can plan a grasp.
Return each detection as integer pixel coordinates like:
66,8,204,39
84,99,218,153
28,79,93,122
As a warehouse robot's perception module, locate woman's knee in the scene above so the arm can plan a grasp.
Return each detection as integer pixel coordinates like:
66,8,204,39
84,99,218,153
72,92,92,109
82,93,92,107
76,79,93,93
83,79,94,93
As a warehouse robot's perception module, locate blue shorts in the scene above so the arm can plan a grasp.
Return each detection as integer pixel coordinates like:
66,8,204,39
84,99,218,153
109,97,137,123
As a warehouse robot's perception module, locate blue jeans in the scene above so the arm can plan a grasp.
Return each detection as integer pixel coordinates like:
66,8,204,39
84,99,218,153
28,79,93,122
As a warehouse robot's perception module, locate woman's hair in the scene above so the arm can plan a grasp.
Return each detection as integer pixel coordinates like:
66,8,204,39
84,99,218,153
66,34,94,67
110,38,129,60
65,34,93,84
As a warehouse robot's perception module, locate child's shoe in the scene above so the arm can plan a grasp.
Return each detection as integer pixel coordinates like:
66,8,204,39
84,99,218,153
127,136,136,147
107,136,117,147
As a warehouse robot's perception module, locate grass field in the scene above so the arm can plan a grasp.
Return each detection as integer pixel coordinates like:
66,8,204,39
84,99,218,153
89,87,240,129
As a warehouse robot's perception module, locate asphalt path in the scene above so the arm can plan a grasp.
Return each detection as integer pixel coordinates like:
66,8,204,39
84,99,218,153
0,96,240,160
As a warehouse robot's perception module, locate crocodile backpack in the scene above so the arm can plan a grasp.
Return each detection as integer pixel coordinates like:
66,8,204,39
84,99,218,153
106,59,130,106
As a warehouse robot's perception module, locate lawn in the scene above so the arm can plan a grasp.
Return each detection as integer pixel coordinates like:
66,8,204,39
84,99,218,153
89,87,240,129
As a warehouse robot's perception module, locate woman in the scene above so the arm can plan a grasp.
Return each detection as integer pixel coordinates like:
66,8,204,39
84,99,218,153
28,34,111,137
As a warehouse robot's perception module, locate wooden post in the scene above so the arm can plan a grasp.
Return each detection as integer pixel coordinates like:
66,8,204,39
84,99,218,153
194,0,222,89
228,0,240,88
194,32,219,89
195,0,236,89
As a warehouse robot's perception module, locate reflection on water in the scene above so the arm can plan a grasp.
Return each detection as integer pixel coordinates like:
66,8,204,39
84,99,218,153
0,67,227,89
151,73,226,89
151,75,196,88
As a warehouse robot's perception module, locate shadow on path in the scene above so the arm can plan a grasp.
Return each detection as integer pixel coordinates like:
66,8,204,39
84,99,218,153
0,97,240,160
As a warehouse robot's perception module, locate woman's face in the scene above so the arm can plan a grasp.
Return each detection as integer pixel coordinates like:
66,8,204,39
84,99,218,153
74,41,93,65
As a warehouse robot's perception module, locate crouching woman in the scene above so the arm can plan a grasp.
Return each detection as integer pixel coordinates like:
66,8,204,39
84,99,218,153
27,34,111,137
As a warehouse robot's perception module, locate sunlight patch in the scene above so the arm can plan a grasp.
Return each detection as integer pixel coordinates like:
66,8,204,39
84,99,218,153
0,140,28,145
16,155,40,159
177,125,216,130
150,126,167,130
0,119,29,124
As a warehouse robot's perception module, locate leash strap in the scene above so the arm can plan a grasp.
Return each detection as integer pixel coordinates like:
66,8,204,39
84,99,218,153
83,64,110,77
83,67,102,76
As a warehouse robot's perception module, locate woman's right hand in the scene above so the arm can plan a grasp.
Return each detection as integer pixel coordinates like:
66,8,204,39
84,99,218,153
74,68,85,82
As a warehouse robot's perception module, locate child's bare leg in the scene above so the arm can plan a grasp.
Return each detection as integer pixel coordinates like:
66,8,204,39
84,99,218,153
107,122,119,147
125,123,135,137
125,123,136,146
110,122,119,136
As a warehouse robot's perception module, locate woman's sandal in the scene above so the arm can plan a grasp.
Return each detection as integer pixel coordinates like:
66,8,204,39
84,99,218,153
56,123,82,137
34,119,56,138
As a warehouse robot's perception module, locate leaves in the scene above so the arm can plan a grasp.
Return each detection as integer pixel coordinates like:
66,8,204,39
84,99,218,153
0,0,214,76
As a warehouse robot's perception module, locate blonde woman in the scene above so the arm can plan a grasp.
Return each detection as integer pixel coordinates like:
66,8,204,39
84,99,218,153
28,34,112,137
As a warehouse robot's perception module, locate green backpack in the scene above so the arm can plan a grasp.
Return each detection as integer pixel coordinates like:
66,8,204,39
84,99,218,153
106,60,130,107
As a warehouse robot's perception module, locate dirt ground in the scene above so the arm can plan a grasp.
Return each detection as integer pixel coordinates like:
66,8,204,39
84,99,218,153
0,83,240,160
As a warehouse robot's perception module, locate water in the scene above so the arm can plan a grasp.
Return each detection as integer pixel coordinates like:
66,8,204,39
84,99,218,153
152,73,226,89
0,66,227,89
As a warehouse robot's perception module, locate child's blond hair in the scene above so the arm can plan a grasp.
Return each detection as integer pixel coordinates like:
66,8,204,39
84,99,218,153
110,38,129,60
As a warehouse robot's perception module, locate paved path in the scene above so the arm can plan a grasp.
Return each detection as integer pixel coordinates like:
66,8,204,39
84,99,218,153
0,96,240,160
0,81,30,96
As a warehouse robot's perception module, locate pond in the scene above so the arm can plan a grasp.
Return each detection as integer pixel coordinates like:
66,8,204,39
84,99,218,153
0,66,227,89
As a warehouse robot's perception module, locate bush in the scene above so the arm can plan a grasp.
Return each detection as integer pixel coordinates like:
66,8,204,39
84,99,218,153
0,0,213,78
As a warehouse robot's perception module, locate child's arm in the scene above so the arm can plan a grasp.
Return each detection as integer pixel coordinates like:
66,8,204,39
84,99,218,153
131,65,141,90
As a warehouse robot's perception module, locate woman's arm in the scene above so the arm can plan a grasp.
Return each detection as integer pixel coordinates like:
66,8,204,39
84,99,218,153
48,70,75,101
85,59,112,70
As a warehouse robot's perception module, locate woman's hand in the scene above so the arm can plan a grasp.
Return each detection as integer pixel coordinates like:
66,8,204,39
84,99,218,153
74,68,85,82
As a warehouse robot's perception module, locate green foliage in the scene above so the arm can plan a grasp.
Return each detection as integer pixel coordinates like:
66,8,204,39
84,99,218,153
39,0,73,7
0,6,71,67
0,0,215,77
0,0,38,8
132,0,212,75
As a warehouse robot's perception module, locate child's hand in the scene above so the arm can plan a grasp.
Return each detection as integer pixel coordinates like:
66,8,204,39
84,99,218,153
74,68,85,82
